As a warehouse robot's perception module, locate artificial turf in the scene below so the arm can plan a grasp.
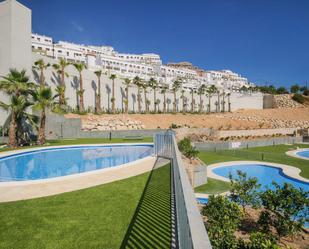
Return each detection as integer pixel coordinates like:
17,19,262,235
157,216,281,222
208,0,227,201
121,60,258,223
0,164,172,249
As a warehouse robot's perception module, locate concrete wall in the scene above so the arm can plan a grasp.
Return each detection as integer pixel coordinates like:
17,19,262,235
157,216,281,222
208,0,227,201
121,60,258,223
44,112,162,139
0,0,32,126
263,94,275,109
194,136,303,151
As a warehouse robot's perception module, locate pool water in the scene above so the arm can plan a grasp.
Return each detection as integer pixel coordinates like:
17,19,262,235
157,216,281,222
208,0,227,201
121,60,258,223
296,150,309,159
213,164,309,192
197,198,208,204
0,145,153,181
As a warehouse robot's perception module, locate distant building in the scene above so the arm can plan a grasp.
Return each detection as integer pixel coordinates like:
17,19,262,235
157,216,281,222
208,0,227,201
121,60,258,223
31,33,254,90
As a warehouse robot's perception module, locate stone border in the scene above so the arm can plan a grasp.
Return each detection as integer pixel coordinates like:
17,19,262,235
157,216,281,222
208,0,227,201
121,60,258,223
207,160,309,184
286,148,309,161
0,143,155,202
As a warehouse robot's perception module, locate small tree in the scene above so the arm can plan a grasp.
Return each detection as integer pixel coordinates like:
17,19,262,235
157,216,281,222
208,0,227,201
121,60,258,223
202,195,243,249
184,146,199,164
178,137,191,153
290,84,300,94
229,170,261,212
259,182,309,239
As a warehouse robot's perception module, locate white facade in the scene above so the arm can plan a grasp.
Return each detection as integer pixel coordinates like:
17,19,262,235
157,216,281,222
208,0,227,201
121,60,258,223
31,33,254,91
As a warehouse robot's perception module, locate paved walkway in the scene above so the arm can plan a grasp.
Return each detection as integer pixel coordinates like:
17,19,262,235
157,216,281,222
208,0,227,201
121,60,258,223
286,148,309,161
0,144,156,203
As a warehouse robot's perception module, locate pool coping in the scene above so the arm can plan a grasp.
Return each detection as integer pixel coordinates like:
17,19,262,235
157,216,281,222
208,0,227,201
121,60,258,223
207,160,309,184
0,143,156,202
285,148,309,161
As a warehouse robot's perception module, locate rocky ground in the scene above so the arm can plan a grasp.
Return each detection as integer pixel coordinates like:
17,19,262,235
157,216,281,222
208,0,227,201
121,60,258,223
65,107,309,131
273,94,304,108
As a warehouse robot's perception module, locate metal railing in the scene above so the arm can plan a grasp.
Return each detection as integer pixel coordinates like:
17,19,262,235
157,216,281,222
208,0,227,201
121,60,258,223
154,130,212,249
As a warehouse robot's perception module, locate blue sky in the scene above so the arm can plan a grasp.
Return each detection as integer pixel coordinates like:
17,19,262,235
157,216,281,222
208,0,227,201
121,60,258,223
20,0,309,88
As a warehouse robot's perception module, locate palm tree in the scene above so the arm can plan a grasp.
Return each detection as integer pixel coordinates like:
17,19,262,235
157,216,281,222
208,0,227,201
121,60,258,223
172,79,182,113
197,84,206,113
161,85,168,113
33,59,50,89
190,88,195,112
0,69,36,147
0,95,33,148
133,76,143,113
109,74,117,113
142,82,148,112
53,58,69,105
148,78,158,113
32,87,56,145
216,89,221,113
94,70,102,113
0,69,36,97
227,92,231,112
206,85,217,113
181,89,186,113
73,63,86,112
123,78,131,114
221,90,226,112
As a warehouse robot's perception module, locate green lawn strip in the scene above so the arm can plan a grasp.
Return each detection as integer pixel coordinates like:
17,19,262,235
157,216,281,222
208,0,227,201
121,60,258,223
194,178,231,195
0,137,153,153
0,172,150,249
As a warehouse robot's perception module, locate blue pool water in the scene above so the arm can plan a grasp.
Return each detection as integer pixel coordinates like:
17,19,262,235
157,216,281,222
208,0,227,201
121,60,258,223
197,198,208,204
213,164,309,192
296,150,309,159
0,145,153,181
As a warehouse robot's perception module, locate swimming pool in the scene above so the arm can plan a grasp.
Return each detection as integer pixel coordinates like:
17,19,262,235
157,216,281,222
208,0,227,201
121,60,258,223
296,149,309,159
213,164,308,192
0,145,153,181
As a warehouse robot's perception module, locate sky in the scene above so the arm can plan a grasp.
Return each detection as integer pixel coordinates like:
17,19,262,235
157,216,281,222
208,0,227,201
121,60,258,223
19,0,309,88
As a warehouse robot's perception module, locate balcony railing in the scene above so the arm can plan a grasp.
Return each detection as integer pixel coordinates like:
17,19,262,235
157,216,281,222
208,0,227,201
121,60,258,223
154,131,212,249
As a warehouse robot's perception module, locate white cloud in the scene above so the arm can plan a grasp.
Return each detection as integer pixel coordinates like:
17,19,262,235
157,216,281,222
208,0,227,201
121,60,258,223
71,21,84,32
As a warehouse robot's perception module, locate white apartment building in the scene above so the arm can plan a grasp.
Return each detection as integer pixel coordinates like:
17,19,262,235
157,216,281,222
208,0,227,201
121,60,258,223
31,33,253,91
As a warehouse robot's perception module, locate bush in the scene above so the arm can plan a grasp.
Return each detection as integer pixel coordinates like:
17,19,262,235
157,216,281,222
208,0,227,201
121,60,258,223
248,232,280,249
202,195,243,249
292,93,305,104
259,182,309,238
178,137,191,153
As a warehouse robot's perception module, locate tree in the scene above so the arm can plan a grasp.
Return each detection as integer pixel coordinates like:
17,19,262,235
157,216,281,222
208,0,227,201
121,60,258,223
276,86,288,94
206,85,217,113
94,70,102,113
53,58,69,105
229,170,261,212
190,87,195,112
32,87,56,145
123,78,131,114
259,182,309,239
148,78,158,113
0,95,34,148
197,84,206,113
109,74,117,113
181,89,186,113
142,81,149,112
133,76,143,113
172,79,182,113
161,85,168,113
202,195,243,249
0,69,37,147
216,89,221,112
184,146,199,164
221,90,226,112
73,63,86,112
0,69,36,97
33,59,50,89
227,92,231,112
290,84,300,94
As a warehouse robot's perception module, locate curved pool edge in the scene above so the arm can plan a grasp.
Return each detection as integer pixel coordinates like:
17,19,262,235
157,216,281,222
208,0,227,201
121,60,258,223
286,148,309,161
207,160,309,184
0,143,156,203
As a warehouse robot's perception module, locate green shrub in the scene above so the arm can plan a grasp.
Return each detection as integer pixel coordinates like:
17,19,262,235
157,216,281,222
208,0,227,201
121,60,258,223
292,93,305,104
177,137,191,153
248,232,280,249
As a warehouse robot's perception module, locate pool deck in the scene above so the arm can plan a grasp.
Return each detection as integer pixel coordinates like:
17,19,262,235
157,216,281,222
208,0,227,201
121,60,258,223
207,161,309,184
0,144,156,203
286,148,309,161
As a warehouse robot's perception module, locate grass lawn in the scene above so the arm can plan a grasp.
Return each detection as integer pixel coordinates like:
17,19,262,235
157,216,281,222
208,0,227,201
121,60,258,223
196,144,309,194
194,178,230,194
0,164,171,249
0,137,153,153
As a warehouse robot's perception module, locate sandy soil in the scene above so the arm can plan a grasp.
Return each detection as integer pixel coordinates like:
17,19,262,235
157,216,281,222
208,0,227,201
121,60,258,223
66,107,309,130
